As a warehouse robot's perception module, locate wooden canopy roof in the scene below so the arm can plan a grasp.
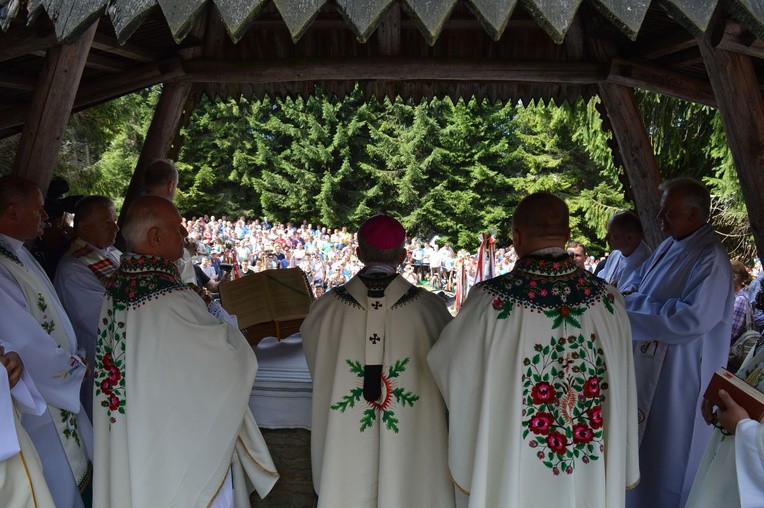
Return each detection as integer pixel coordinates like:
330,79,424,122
3,0,764,130
2,1,764,256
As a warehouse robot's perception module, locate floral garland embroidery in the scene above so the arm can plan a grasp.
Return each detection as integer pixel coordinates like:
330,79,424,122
58,409,82,447
483,256,615,320
330,358,419,433
95,302,127,426
106,255,186,309
522,333,608,475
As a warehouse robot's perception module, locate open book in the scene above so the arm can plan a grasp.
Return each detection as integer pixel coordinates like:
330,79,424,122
218,267,314,346
703,368,764,423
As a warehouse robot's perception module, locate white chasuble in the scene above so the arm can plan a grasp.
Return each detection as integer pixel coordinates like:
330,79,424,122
687,346,764,508
622,224,734,508
301,273,455,507
0,236,91,508
0,360,55,508
93,255,278,508
428,253,639,508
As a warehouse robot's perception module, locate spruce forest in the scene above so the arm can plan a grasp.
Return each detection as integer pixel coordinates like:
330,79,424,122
0,85,753,259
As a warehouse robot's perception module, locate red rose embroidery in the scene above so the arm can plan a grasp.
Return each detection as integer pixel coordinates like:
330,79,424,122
572,423,594,444
531,382,557,404
607,293,615,302
529,411,554,435
493,298,504,310
559,306,571,317
583,376,600,398
109,394,120,411
546,432,568,455
587,405,603,429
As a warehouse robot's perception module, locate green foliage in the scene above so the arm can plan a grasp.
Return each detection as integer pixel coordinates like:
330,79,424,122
34,83,753,260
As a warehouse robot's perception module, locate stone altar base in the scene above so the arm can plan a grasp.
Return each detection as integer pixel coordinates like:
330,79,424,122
251,428,315,508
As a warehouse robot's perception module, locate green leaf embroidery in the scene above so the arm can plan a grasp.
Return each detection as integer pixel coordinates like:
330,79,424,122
360,408,376,432
388,358,409,378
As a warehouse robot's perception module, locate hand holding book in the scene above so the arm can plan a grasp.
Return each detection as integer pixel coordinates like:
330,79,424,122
702,368,764,435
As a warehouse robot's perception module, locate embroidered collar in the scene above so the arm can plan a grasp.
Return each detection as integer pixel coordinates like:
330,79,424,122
105,254,186,307
481,254,612,312
513,253,577,277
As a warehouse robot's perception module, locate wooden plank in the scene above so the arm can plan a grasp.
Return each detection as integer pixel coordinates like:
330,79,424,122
180,57,608,84
607,58,716,107
699,33,764,258
84,52,133,72
376,3,401,56
12,21,98,195
91,32,159,63
597,83,664,249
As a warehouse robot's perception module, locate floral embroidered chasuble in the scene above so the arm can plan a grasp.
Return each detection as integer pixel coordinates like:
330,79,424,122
301,273,455,507
93,255,278,507
428,253,640,508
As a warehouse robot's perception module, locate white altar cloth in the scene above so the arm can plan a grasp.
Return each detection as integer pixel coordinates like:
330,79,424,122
250,335,313,429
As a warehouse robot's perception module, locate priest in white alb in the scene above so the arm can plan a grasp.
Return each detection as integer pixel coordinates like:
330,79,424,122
622,178,734,508
301,214,455,507
428,192,639,508
596,211,651,291
54,195,120,420
0,176,92,508
0,343,55,507
93,195,278,507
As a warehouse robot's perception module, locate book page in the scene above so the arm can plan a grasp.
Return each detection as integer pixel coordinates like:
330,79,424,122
218,275,272,329
263,268,313,321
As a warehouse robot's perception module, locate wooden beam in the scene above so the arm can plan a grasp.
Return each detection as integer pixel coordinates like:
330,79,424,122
607,58,716,107
180,58,609,84
118,10,207,234
84,52,133,72
597,83,664,249
117,82,194,231
713,20,764,60
0,72,37,91
699,34,764,258
631,32,698,61
0,30,58,63
12,21,98,195
91,33,159,63
0,58,184,132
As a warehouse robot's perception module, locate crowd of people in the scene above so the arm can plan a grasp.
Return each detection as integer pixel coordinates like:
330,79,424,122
0,158,763,508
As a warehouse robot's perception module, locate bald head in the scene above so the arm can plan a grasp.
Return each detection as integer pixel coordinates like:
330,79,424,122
122,195,186,260
512,192,570,256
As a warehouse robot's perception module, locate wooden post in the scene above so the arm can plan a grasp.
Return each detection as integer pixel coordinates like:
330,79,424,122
117,81,193,223
12,21,97,195
699,33,764,259
597,83,664,248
